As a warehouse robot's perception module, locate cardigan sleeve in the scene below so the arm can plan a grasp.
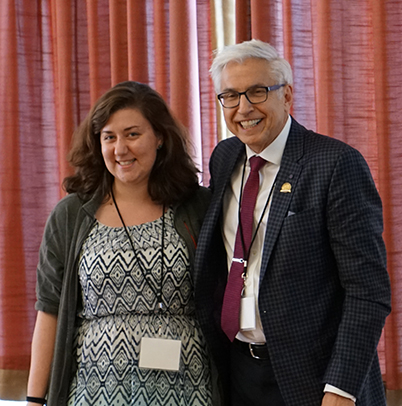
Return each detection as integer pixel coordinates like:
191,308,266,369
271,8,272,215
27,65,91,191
174,186,212,264
35,203,68,315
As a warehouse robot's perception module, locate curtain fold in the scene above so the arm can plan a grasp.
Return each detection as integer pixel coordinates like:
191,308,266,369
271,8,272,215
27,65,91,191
0,0,401,400
169,0,202,169
313,0,333,136
86,0,113,103
250,0,274,41
87,0,102,104
195,0,217,182
50,0,75,188
153,0,169,100
235,0,250,43
127,0,149,83
211,0,235,143
109,0,128,85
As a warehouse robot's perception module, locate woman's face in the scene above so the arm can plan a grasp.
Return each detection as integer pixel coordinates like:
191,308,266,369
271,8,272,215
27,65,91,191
100,108,162,190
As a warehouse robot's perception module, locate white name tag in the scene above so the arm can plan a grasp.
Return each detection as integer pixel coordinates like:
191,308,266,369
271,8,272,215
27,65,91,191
139,337,182,371
240,296,256,331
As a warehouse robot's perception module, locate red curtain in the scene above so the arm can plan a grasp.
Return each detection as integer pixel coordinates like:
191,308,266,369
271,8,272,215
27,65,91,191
0,0,401,401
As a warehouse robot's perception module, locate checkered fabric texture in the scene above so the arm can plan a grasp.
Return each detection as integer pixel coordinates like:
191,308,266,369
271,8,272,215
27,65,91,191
194,118,391,406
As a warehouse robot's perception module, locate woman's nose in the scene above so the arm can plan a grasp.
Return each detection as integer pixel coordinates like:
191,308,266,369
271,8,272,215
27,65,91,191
114,137,128,155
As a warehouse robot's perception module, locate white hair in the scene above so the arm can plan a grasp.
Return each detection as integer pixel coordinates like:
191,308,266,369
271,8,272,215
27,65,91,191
210,39,293,93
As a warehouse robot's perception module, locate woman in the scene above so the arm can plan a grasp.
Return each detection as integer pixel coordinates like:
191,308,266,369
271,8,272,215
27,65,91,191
26,81,215,406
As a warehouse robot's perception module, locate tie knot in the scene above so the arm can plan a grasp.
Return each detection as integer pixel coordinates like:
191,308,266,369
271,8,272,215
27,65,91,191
249,156,266,173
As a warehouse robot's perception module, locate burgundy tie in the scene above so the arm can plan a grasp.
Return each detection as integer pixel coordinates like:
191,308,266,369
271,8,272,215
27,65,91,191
221,156,266,341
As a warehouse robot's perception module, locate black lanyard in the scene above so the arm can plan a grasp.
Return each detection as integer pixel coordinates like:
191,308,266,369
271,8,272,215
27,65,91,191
111,189,166,312
237,156,277,273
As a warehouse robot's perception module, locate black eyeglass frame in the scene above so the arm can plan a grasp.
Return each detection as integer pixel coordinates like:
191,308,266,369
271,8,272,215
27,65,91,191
217,84,286,108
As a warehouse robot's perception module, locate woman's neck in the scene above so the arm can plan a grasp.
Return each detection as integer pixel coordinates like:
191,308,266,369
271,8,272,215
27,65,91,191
112,179,153,205
96,181,163,227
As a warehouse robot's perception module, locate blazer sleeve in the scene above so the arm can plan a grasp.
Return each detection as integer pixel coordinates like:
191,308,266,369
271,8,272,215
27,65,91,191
323,146,391,397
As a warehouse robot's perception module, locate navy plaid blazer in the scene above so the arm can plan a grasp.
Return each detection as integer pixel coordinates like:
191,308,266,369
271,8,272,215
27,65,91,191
194,118,391,406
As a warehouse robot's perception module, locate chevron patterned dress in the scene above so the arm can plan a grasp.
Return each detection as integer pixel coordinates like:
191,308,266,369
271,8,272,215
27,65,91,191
67,209,212,406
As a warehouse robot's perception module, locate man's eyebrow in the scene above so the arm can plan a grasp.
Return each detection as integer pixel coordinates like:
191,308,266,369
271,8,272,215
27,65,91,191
220,87,236,92
220,84,267,92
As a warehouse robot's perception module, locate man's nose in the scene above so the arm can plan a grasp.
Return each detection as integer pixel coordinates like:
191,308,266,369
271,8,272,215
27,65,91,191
237,93,254,114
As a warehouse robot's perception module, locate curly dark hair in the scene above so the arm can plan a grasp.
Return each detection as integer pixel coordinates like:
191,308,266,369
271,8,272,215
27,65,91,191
63,81,199,206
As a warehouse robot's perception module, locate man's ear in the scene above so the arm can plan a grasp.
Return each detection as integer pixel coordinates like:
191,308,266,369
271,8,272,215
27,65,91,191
283,84,294,110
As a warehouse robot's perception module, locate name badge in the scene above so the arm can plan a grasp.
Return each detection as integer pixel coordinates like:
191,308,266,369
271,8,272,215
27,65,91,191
240,296,256,331
139,337,182,371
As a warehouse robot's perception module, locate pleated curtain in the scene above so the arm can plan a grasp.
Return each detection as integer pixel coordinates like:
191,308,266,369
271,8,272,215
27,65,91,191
0,0,401,401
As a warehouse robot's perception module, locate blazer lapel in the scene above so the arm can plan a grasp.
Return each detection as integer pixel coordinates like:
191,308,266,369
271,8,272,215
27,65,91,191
259,120,305,282
194,137,245,291
207,138,245,230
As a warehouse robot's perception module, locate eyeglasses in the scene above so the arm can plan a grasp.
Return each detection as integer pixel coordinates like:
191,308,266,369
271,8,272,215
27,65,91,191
217,84,286,108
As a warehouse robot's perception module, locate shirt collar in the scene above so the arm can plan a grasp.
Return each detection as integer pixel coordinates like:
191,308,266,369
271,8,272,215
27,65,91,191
245,115,291,166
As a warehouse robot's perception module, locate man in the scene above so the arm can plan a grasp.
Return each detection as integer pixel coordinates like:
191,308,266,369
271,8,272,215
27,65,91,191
194,39,391,406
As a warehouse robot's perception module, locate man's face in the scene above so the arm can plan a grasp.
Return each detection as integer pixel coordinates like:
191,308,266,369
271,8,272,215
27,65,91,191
220,58,293,153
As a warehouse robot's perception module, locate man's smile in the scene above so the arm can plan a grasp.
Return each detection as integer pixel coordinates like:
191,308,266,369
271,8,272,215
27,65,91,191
239,119,262,129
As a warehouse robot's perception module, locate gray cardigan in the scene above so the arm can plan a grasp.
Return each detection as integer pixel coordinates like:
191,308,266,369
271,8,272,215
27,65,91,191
35,186,214,405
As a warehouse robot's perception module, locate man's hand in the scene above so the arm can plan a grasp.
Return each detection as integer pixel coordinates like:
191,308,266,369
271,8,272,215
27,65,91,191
322,392,355,406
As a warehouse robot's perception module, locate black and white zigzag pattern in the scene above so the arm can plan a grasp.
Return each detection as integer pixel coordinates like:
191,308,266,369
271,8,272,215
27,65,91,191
67,209,212,406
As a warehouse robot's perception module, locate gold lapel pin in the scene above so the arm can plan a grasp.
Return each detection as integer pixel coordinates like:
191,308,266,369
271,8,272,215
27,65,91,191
280,182,292,193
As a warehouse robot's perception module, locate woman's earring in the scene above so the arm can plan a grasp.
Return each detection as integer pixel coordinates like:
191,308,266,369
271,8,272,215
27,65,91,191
157,144,163,150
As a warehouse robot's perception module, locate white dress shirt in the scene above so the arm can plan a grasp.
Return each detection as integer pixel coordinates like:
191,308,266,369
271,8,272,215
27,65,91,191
222,116,290,343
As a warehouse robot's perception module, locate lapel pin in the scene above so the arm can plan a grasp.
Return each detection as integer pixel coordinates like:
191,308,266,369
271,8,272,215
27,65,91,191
280,182,292,193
